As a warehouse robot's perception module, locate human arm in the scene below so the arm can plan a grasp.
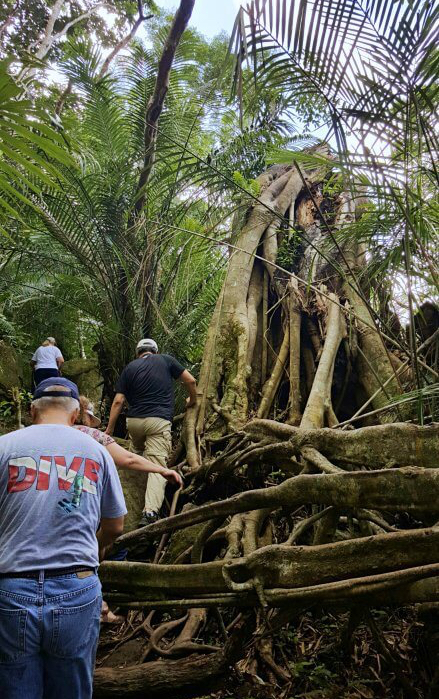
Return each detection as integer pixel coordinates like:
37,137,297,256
106,440,183,487
96,516,124,561
105,393,126,435
180,369,197,407
30,349,37,368
98,449,127,559
55,346,64,369
165,355,197,408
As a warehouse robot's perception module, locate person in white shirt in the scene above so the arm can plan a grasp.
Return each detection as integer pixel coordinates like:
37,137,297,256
31,337,64,386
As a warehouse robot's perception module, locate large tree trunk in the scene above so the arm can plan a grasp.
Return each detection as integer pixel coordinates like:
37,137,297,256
187,145,404,456
97,147,439,696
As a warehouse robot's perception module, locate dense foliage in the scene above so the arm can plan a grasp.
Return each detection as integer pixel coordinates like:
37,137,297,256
0,2,438,698
0,3,305,389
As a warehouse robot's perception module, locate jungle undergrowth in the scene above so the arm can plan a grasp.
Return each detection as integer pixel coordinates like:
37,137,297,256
98,606,428,699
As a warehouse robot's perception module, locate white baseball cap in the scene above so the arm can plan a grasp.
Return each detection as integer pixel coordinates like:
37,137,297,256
136,338,158,354
86,404,101,428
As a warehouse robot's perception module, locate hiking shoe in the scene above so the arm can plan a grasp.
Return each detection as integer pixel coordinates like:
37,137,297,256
138,511,160,528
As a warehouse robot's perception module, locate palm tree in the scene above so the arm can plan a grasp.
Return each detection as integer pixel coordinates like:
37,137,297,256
0,17,236,394
0,59,75,232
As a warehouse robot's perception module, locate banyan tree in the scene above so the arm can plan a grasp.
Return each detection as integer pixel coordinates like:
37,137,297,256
94,1,439,696
95,146,439,696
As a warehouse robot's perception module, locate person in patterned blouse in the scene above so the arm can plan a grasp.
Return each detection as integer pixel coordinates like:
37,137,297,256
74,396,183,623
75,397,183,487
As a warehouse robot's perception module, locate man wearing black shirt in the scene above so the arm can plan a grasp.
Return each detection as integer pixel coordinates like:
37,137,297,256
106,339,197,526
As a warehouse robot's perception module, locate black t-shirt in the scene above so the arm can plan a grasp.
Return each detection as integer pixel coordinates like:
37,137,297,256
116,354,185,421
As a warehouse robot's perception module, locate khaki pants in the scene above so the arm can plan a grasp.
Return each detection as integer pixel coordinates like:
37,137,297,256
127,417,172,514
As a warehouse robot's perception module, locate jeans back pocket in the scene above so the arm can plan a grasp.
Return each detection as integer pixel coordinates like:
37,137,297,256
0,608,27,663
50,595,101,659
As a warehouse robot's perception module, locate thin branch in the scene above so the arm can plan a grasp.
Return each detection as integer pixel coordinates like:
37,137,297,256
48,3,108,51
98,5,154,78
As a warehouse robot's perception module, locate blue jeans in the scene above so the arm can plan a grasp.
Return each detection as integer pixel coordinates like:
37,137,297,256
0,572,102,699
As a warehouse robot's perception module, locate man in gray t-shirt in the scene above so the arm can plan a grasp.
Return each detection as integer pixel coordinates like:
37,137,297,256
0,378,127,699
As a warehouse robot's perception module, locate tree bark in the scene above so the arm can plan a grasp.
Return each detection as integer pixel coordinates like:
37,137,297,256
94,614,252,698
98,2,153,78
97,146,439,694
117,467,439,547
132,0,196,215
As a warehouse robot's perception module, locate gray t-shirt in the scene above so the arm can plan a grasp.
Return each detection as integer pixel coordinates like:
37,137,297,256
0,424,127,572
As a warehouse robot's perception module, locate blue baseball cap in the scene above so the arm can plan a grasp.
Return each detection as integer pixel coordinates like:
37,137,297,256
33,377,80,402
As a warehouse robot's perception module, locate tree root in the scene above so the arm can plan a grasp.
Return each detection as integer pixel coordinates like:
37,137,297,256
301,446,343,473
244,420,439,469
242,508,272,555
287,506,335,544
225,514,244,558
257,326,290,418
191,517,225,563
301,291,346,429
145,608,218,659
181,399,201,470
118,468,439,545
103,565,439,611
98,612,155,666
93,613,254,698
339,607,364,658
104,529,439,603
203,439,299,482
141,614,188,662
257,632,291,684
288,278,302,425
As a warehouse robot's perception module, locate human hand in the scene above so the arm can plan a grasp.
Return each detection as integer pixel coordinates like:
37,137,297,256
185,396,196,408
163,469,183,487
